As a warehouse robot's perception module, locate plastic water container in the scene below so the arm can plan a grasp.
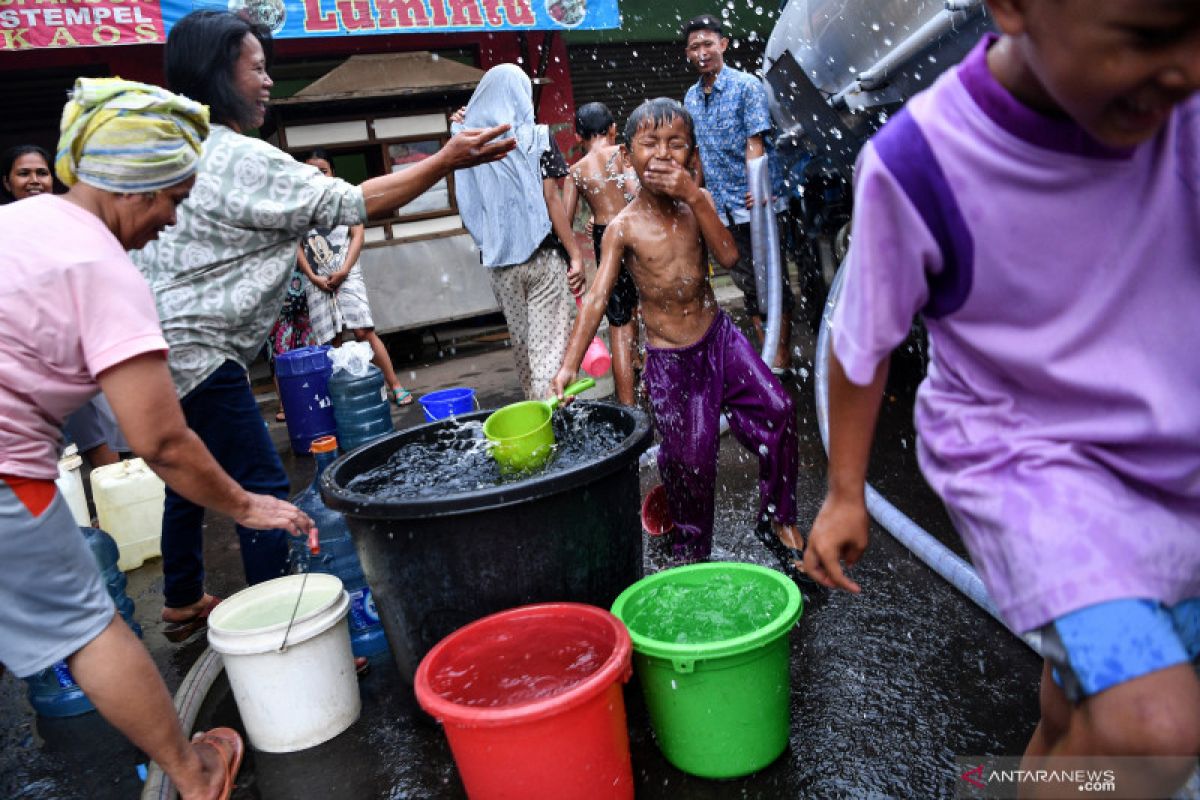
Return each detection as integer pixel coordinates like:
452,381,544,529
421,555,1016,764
610,562,803,778
328,363,394,454
25,526,142,717
414,603,634,800
418,387,476,422
276,345,337,455
291,436,388,659
90,458,164,572
207,573,360,752
55,444,90,527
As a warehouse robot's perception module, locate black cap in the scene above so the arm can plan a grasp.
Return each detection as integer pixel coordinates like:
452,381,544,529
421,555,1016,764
682,14,725,39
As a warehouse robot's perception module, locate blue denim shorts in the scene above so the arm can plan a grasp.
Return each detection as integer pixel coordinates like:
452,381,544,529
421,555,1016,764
1039,598,1200,703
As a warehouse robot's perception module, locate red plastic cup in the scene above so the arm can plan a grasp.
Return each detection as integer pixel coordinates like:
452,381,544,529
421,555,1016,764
582,337,612,377
415,603,634,800
641,484,674,536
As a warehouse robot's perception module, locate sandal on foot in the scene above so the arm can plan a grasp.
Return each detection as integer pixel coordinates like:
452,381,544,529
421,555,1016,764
354,656,370,677
754,522,828,600
754,520,805,573
162,595,221,644
191,727,244,800
274,409,286,422
390,386,414,406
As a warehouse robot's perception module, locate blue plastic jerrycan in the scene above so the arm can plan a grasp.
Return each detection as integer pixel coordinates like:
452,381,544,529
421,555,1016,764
291,436,390,659
328,361,394,454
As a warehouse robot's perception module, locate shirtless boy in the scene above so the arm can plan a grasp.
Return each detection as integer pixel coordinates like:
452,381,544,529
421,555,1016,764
563,102,641,405
553,98,802,563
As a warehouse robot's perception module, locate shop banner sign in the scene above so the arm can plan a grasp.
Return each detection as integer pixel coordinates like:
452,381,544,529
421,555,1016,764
172,0,618,37
1,0,165,51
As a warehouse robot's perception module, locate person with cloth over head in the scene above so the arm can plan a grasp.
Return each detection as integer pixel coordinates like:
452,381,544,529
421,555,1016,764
131,10,514,642
452,64,586,400
0,77,317,800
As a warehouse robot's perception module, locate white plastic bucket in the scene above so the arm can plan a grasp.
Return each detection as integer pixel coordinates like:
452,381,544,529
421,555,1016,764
207,574,361,753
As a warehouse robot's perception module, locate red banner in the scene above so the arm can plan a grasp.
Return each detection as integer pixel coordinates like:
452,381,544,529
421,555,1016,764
0,0,165,51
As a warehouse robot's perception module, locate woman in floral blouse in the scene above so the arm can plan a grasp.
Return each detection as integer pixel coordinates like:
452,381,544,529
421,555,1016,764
133,10,513,638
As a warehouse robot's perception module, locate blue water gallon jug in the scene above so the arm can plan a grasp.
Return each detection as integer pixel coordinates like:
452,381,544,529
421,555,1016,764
276,345,337,455
25,526,141,717
328,363,394,454
291,436,389,659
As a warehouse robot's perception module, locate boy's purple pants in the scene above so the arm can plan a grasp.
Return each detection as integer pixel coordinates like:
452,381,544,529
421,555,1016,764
643,310,798,561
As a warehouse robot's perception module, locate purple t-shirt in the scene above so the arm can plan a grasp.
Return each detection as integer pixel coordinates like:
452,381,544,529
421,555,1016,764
832,35,1200,633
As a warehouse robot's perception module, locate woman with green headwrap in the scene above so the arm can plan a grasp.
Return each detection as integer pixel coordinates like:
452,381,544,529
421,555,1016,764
0,78,316,799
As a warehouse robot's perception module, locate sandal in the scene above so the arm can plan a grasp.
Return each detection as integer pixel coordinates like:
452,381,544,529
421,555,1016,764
274,409,286,422
191,727,244,800
354,656,370,677
390,386,414,406
162,595,221,644
754,521,828,601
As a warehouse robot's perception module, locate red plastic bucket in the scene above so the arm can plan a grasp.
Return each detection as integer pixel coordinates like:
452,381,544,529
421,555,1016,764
414,603,634,800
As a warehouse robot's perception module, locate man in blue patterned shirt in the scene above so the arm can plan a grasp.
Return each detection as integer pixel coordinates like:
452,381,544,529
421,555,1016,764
683,14,795,373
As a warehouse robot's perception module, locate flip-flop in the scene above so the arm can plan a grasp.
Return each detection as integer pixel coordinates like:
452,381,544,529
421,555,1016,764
391,387,414,406
162,595,221,644
754,520,805,573
191,727,244,800
354,656,370,677
274,409,286,422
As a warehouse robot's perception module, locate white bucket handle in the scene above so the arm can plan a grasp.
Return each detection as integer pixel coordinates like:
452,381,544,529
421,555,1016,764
278,570,310,652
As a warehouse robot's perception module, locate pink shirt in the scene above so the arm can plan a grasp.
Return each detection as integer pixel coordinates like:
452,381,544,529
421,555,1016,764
0,195,167,479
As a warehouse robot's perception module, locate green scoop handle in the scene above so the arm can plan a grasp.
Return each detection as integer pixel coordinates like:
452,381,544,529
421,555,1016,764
547,378,595,411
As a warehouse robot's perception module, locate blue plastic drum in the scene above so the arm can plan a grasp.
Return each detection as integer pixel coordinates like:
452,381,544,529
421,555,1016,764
276,346,337,455
418,387,477,422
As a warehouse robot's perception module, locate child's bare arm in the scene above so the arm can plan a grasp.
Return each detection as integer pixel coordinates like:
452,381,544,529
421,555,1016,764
551,222,624,399
691,188,738,269
563,166,582,226
296,244,329,293
804,352,888,593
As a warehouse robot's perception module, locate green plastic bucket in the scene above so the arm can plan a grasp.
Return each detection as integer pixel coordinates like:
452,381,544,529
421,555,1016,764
610,562,802,778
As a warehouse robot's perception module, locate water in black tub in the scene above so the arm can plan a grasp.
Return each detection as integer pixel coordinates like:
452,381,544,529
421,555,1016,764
346,404,626,500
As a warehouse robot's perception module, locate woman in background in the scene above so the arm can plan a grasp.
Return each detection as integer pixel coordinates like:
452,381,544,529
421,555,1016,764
1,144,52,202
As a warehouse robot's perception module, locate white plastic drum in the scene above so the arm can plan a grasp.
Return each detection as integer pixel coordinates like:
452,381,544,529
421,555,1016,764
207,574,361,752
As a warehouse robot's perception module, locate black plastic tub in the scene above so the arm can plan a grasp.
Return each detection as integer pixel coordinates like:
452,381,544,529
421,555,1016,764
321,402,653,682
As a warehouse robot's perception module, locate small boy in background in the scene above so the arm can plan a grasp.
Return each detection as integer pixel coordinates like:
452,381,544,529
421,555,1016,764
553,98,803,564
806,0,1200,792
563,101,641,405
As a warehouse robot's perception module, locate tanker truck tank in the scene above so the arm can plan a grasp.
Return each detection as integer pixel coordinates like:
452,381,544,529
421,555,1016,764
762,0,994,175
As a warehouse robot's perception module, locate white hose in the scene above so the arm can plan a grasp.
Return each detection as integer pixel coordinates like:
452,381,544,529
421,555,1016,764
140,647,226,800
814,262,1042,656
639,156,782,468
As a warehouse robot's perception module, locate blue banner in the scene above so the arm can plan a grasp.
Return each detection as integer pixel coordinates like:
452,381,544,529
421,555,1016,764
163,0,618,37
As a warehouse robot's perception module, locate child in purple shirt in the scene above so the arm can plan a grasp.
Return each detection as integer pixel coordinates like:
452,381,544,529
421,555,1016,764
806,0,1200,791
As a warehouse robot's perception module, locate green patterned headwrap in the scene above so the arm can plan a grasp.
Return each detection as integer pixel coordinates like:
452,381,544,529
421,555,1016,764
56,77,210,193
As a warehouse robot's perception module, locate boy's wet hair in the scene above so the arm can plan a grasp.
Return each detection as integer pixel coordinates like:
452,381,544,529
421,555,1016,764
624,98,696,149
575,102,614,139
682,13,724,40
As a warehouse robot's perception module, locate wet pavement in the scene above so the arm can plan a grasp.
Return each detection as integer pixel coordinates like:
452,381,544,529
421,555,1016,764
0,294,1042,799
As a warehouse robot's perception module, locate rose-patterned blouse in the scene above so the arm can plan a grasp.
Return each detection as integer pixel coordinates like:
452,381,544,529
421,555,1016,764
132,125,366,398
